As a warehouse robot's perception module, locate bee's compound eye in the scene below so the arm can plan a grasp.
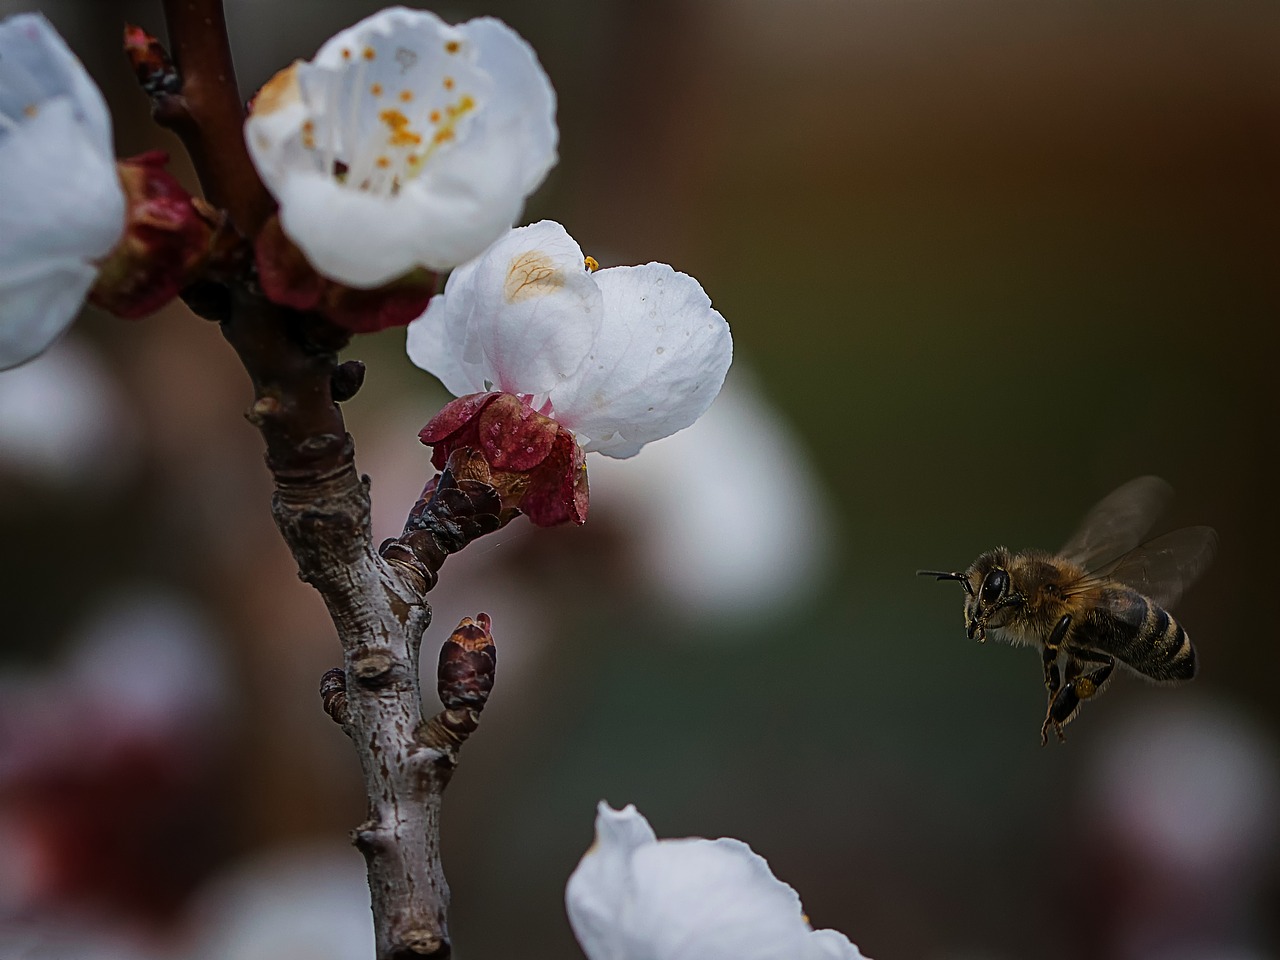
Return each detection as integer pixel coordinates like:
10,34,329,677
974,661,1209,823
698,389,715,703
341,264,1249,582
981,569,1008,605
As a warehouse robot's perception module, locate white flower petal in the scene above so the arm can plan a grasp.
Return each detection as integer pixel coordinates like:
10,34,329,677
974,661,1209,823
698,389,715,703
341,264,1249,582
565,803,657,959
403,280,484,399
0,13,113,152
406,221,603,396
566,803,867,960
550,263,732,458
0,14,124,371
245,7,557,287
457,17,558,196
0,258,98,370
0,98,124,270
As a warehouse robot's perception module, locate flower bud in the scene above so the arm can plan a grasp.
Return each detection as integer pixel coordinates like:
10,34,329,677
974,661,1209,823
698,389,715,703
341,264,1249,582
419,392,588,527
88,151,216,319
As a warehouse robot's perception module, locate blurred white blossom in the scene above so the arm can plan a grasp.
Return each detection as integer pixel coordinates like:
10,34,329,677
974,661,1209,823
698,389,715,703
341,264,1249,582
0,340,138,490
244,6,557,288
0,13,125,370
589,369,832,619
188,847,374,960
566,803,867,960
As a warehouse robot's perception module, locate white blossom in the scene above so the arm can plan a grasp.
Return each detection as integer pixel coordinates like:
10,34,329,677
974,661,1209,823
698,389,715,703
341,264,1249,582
244,6,557,289
588,370,834,619
0,13,125,371
406,220,733,458
566,803,868,960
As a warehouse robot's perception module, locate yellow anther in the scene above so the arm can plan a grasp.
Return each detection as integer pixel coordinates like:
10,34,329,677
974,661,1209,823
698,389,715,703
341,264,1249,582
584,256,599,272
443,76,455,91
399,89,414,103
23,103,38,118
341,48,352,60
379,109,423,147
370,83,383,96
429,110,441,124
363,46,376,60
445,40,460,54
376,156,391,169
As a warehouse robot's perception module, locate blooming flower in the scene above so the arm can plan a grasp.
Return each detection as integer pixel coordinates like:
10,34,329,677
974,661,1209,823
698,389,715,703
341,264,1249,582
409,220,733,457
566,803,869,960
0,13,125,370
244,6,557,289
407,220,732,525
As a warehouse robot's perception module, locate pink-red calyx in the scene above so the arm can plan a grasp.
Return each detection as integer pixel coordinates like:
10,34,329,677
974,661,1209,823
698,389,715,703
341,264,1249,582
88,151,216,319
419,392,588,527
255,214,436,333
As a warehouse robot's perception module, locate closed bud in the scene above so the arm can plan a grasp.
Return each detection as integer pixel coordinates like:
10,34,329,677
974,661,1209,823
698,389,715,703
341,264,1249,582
89,151,217,318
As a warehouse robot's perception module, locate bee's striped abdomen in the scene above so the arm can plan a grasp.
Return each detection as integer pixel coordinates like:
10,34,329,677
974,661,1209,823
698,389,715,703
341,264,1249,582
1078,588,1197,682
1139,601,1197,681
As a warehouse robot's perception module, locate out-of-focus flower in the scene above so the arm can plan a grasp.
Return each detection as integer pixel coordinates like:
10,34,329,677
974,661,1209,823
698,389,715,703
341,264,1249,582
244,6,557,290
0,591,229,920
187,846,374,960
408,220,732,525
0,340,139,492
589,369,833,620
0,13,125,370
1073,699,1280,960
566,803,867,960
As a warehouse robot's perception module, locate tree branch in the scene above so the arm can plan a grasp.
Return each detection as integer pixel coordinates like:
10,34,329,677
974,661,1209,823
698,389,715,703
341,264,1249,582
156,0,273,236
131,7,505,957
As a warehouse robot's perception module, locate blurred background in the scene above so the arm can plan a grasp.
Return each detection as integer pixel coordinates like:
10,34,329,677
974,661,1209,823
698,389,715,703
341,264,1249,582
1,0,1277,958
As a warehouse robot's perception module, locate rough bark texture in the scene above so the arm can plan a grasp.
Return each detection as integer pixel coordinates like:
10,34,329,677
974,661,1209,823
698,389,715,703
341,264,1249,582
139,6,502,956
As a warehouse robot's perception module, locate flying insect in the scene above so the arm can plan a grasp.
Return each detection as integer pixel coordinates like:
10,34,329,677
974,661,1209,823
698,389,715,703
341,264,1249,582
919,477,1216,745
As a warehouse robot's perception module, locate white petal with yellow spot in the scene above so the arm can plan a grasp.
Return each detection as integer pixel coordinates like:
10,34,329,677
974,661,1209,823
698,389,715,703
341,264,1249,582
406,221,732,460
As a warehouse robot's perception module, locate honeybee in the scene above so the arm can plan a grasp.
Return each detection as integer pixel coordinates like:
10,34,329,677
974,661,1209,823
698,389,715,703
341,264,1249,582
919,477,1217,745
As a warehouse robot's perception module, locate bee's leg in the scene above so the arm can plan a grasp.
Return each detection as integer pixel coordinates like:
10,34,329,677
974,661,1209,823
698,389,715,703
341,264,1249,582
1041,614,1072,696
1041,649,1115,745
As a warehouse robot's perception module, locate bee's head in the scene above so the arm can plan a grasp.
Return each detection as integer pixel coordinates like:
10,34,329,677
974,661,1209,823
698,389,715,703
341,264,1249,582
919,548,1016,641
966,549,1021,634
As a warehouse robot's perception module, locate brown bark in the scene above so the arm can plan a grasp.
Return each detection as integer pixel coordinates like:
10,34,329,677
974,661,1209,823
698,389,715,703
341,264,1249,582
133,7,502,957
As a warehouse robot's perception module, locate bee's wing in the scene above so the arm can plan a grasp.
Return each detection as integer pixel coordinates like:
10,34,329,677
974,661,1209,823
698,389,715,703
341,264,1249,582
1059,476,1173,572
1089,526,1219,608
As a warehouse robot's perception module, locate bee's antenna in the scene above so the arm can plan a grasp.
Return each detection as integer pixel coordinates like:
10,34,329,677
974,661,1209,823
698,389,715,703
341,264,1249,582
916,570,973,596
